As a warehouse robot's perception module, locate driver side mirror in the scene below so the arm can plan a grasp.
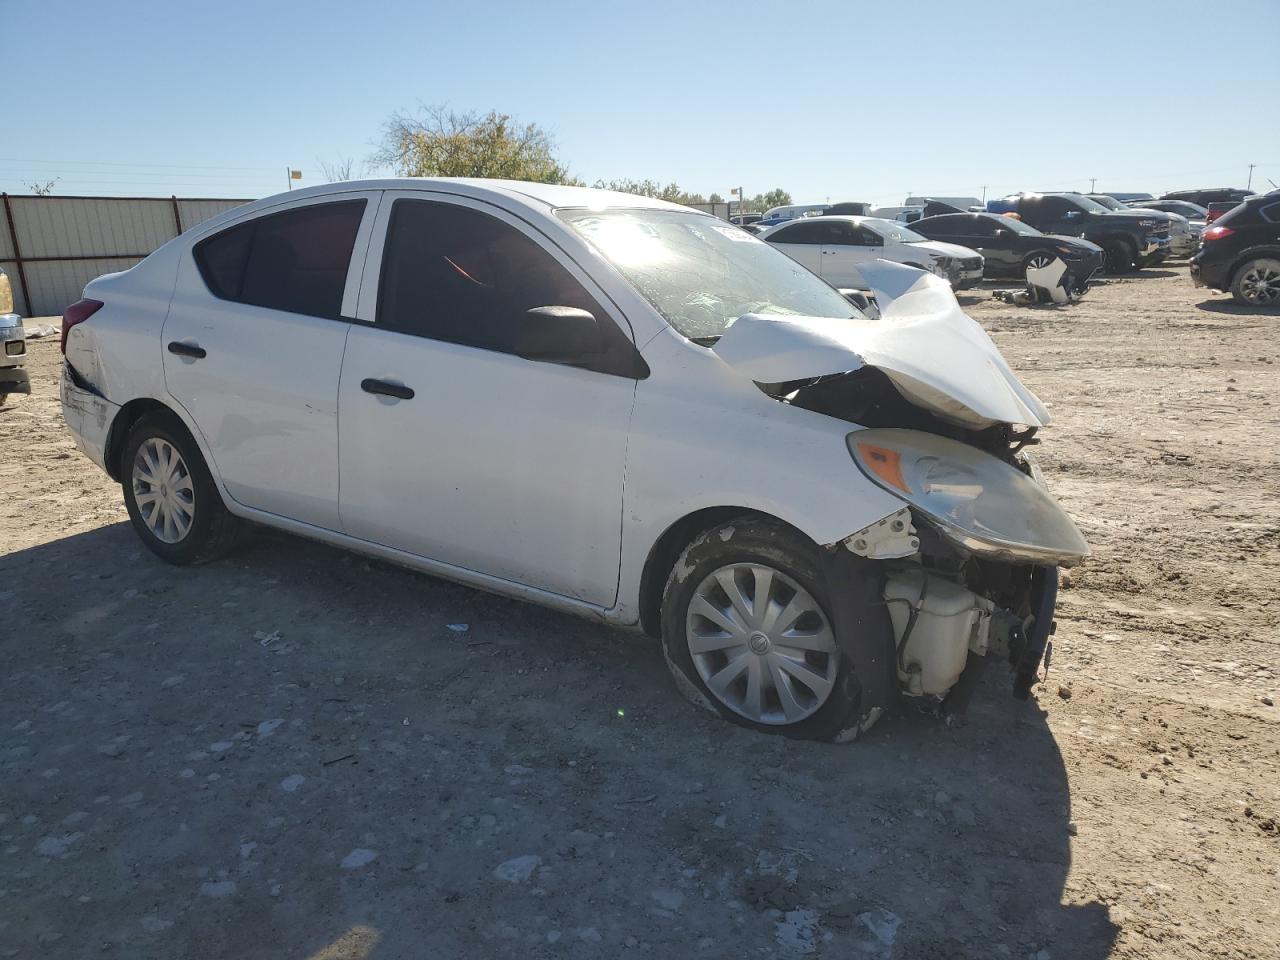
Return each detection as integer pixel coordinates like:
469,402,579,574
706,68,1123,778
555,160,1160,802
516,306,605,363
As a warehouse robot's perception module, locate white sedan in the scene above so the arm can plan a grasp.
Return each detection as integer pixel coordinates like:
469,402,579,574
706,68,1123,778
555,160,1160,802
60,179,1086,740
762,215,985,290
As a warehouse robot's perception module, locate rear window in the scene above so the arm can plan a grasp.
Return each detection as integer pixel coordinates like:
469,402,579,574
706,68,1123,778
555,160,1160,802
194,200,366,319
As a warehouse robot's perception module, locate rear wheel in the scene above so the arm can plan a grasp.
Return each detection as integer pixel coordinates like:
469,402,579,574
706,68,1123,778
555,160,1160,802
1231,257,1280,306
121,412,241,565
660,516,863,740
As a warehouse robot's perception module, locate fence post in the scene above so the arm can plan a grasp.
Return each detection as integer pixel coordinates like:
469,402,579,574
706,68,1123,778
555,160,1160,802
2,193,32,317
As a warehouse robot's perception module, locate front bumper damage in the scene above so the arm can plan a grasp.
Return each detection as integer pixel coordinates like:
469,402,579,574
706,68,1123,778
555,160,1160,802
823,498,1071,735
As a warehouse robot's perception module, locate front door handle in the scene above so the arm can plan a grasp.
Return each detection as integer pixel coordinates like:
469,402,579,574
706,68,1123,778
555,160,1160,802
167,341,206,359
361,378,414,400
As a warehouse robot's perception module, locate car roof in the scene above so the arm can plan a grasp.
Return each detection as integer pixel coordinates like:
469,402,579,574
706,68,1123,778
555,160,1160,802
223,178,697,217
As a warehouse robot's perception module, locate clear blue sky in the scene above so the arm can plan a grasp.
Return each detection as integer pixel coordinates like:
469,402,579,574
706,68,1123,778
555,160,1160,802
6,0,1278,205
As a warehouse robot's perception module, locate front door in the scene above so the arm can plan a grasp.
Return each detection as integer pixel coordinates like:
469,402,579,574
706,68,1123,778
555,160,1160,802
162,192,379,529
336,193,641,606
820,221,882,287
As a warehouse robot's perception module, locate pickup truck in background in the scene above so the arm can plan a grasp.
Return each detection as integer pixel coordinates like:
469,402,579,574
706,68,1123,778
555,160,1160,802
987,193,1171,273
0,269,29,406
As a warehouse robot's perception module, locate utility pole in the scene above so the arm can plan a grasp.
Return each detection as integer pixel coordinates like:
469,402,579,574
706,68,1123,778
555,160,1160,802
981,186,987,203
1247,164,1256,190
1089,177,1097,193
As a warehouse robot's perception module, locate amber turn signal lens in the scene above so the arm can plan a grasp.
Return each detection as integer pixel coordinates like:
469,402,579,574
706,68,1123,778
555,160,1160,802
856,443,910,494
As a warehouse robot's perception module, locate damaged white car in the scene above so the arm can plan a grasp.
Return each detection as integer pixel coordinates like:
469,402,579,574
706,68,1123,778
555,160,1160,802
59,179,1088,741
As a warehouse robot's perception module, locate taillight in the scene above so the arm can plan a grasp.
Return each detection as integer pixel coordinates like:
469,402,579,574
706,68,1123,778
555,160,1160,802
60,298,103,354
1202,226,1234,243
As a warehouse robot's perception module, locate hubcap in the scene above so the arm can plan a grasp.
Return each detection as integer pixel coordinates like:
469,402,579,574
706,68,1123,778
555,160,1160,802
685,563,837,725
1241,262,1280,304
131,437,195,544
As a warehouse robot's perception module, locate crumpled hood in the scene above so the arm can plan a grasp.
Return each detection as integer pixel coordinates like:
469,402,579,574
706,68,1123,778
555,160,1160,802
713,260,1051,429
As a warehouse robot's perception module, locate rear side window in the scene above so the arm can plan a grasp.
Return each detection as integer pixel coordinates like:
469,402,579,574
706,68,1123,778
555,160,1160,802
194,200,366,319
918,217,958,236
768,221,827,244
1261,202,1280,224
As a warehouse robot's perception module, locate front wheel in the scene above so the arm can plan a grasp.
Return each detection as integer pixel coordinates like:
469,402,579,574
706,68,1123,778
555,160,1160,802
1024,251,1056,272
121,411,241,565
1102,239,1135,274
660,516,863,740
1231,257,1280,306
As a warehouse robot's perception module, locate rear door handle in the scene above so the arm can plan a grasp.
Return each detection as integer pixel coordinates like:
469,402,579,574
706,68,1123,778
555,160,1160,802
360,378,414,400
167,341,206,359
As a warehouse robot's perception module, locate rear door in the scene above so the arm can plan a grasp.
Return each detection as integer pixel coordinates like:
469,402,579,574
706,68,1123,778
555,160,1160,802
336,192,643,606
162,192,380,529
764,220,826,274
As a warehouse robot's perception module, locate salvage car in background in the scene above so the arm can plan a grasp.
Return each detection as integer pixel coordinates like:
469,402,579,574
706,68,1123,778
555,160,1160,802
988,193,1170,273
911,212,1103,288
0,269,29,406
1191,192,1280,306
59,179,1087,741
762,215,984,290
1087,194,1198,257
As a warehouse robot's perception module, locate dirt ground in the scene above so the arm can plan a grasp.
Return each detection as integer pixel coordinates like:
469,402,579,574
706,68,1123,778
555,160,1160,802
1,266,1277,960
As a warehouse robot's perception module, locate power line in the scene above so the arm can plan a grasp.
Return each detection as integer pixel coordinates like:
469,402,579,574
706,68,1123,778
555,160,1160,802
0,156,281,172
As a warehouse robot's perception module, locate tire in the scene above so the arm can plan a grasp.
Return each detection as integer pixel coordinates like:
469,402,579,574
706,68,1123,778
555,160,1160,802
1023,251,1056,272
1230,257,1280,306
659,515,863,741
1102,239,1135,274
120,411,241,565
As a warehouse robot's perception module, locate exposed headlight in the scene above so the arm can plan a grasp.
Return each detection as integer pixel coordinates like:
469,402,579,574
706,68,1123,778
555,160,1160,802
847,428,1090,565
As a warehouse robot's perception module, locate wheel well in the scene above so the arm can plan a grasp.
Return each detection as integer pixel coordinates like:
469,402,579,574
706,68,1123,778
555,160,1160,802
1228,247,1280,284
638,506,792,638
103,398,177,481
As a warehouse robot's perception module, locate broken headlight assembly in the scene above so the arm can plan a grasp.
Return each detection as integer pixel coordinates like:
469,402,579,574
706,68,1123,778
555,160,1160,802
847,428,1089,566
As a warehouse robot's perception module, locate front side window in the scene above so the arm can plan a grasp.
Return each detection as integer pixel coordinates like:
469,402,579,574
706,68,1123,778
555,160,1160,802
859,218,927,244
194,200,366,319
560,208,860,341
377,199,632,365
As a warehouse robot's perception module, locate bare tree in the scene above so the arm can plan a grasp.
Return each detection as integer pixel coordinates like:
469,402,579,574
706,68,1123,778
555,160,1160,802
317,156,358,183
24,178,59,196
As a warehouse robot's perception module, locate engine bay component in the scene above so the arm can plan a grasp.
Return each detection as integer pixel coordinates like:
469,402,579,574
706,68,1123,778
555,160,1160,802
884,567,997,696
844,508,919,560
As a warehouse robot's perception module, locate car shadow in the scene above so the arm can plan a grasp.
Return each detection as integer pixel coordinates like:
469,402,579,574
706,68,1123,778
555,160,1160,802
1195,298,1280,316
2,524,1117,960
1103,268,1180,280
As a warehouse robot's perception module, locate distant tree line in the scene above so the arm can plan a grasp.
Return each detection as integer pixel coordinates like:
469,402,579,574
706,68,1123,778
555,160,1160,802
368,106,791,212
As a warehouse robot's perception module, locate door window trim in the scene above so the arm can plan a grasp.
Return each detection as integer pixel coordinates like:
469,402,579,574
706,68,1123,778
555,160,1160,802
356,190,648,378
188,190,382,322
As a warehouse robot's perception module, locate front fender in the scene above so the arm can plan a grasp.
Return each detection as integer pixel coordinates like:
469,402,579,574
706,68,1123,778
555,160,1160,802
614,332,903,622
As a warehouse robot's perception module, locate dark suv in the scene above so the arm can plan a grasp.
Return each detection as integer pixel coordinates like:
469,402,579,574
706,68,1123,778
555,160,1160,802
987,193,1170,273
1190,193,1280,306
1162,187,1253,208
